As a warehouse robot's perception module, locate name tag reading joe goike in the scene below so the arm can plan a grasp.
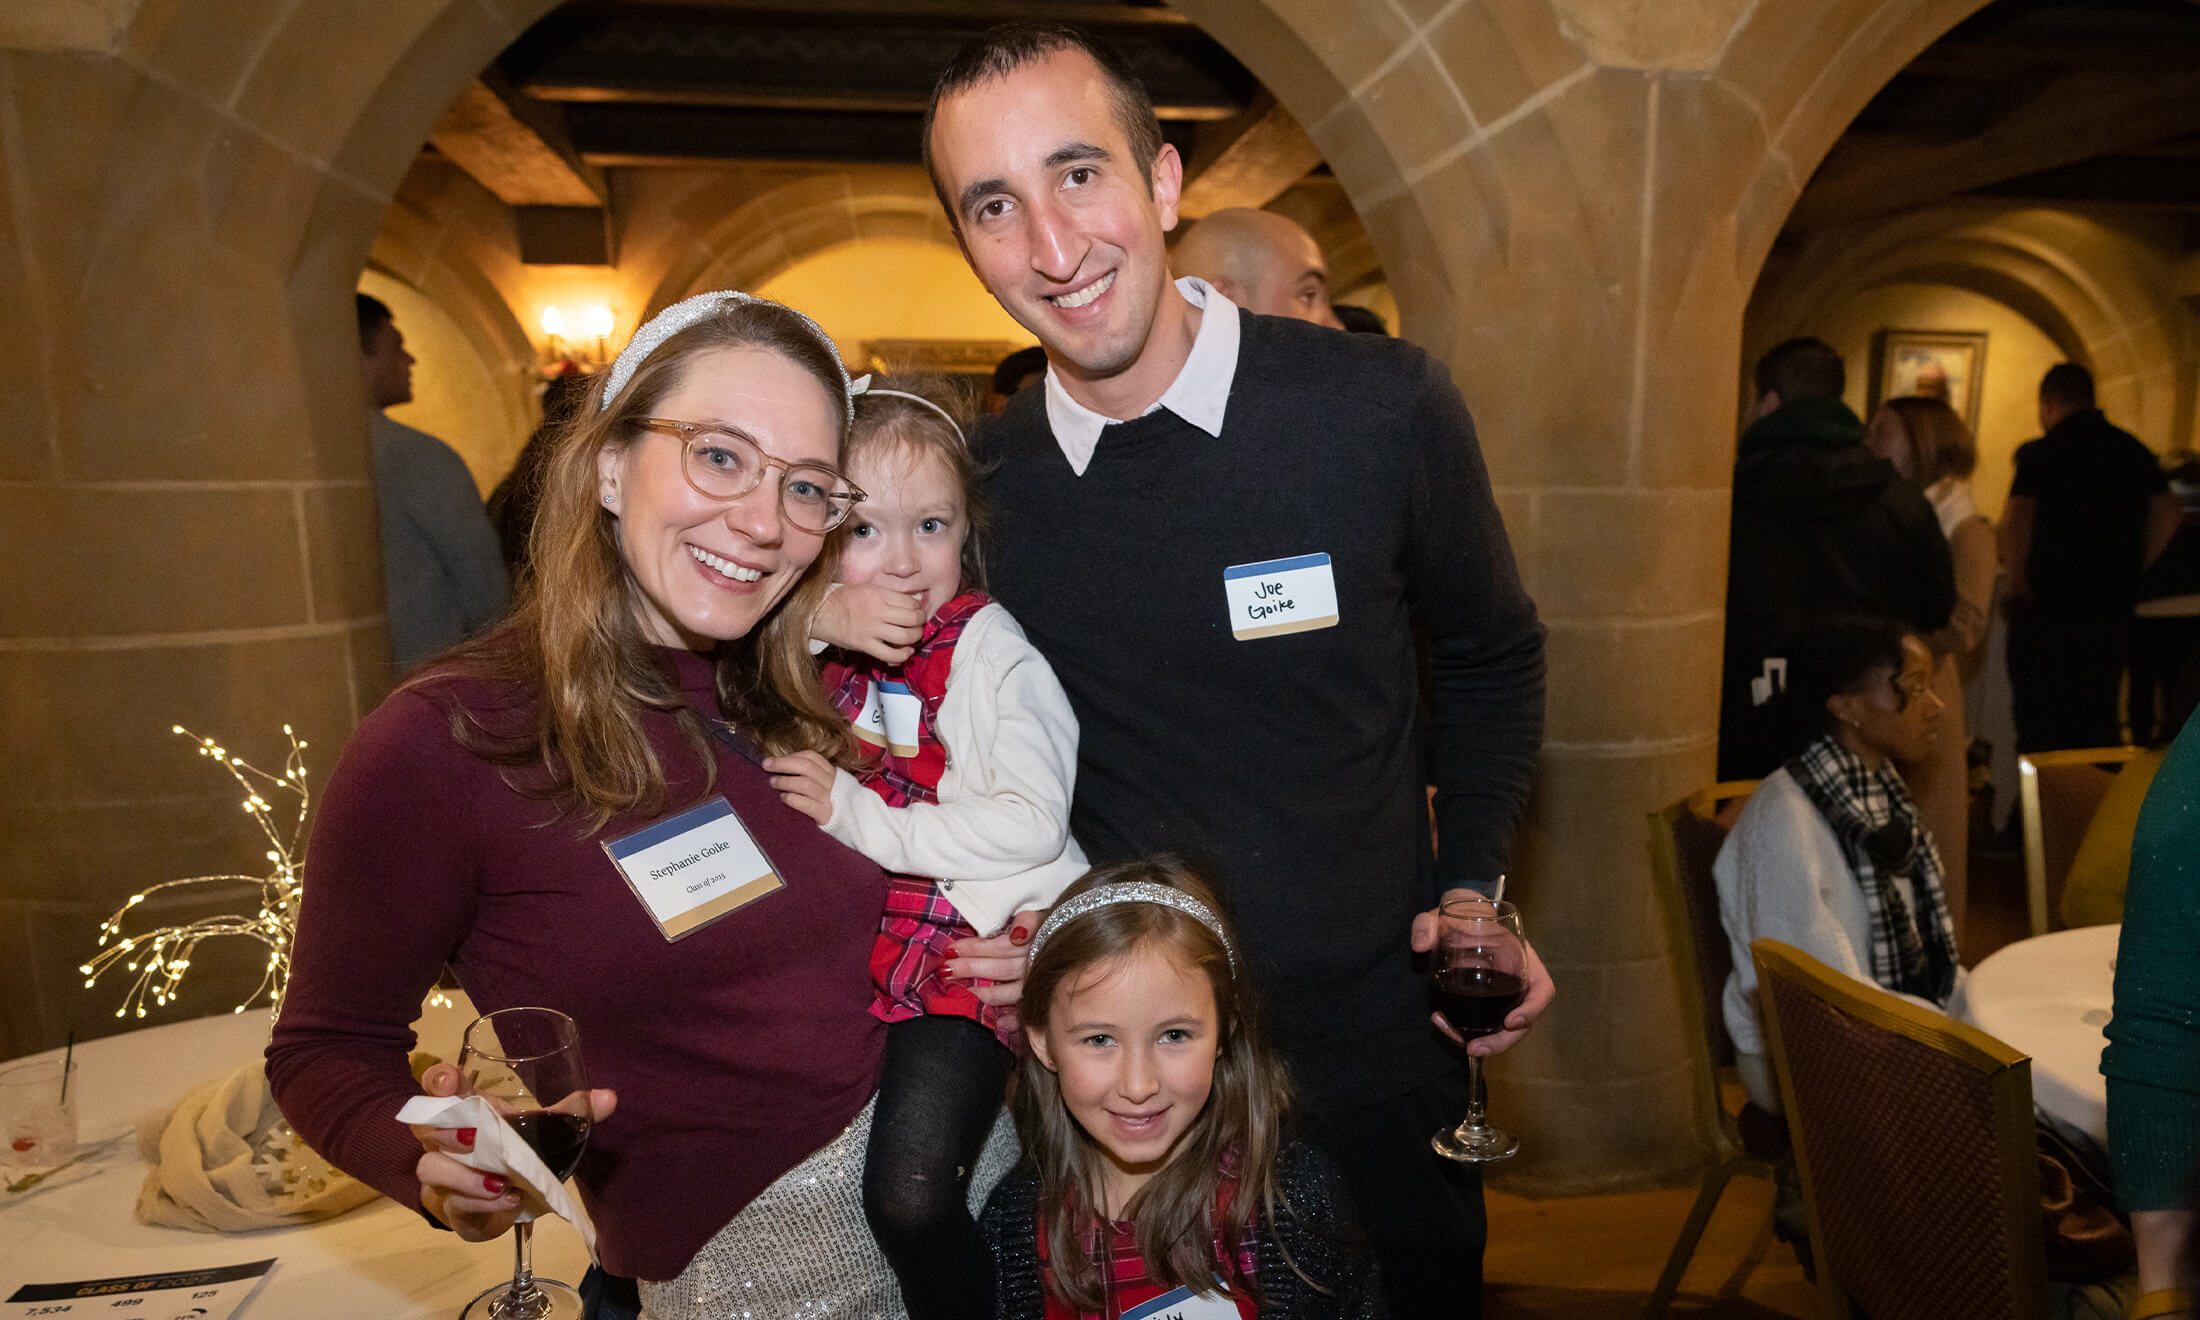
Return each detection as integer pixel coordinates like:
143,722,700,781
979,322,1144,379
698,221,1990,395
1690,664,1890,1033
603,797,783,941
1223,552,1340,640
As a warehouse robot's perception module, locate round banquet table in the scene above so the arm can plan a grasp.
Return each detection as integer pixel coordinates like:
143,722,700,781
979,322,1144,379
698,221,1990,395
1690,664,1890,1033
0,993,589,1318
1956,923,2119,1148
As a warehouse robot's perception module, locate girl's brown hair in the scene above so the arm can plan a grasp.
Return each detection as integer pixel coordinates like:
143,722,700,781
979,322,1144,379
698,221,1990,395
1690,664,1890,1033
1016,857,1294,1312
1883,395,1978,486
839,375,990,592
419,298,857,830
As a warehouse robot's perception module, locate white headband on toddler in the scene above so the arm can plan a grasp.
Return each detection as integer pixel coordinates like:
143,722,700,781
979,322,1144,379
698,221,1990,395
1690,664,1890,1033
1026,881,1239,976
850,376,969,449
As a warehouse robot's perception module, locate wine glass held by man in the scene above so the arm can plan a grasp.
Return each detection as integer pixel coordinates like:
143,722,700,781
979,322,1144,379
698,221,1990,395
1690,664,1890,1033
1426,897,1531,1163
267,292,1022,1316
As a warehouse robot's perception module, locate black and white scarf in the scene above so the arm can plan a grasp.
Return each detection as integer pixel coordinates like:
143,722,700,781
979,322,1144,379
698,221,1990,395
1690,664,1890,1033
1784,734,1959,1006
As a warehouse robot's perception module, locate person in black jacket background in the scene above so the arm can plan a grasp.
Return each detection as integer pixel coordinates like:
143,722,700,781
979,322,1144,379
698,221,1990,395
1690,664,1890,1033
1720,337,1957,780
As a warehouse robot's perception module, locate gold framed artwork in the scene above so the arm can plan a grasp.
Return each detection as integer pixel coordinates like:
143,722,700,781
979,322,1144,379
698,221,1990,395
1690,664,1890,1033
860,338,1029,378
1869,329,1988,429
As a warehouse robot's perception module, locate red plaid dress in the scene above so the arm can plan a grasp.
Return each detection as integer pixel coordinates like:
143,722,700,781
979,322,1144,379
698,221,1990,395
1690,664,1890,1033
1037,1181,1261,1320
822,592,1012,1046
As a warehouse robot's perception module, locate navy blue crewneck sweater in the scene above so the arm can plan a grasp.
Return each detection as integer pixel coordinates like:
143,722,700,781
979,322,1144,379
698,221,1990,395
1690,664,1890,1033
976,309,1545,1109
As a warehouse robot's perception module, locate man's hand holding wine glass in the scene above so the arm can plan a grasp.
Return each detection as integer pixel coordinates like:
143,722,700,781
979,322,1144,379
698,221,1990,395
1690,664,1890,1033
1410,887,1555,1056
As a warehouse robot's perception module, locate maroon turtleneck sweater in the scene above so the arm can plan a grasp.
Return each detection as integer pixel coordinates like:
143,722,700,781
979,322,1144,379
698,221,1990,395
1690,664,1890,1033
267,648,887,1280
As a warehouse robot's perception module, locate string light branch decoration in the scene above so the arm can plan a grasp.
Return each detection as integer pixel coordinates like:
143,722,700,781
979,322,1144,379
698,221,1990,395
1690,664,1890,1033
79,726,311,1020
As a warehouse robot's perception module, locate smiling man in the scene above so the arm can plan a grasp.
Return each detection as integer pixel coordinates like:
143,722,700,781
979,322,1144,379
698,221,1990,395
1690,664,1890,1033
925,24,1548,1315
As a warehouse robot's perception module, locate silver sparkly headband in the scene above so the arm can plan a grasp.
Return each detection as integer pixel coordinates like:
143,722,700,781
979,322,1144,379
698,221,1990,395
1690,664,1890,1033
849,378,968,448
598,290,855,423
1027,881,1239,975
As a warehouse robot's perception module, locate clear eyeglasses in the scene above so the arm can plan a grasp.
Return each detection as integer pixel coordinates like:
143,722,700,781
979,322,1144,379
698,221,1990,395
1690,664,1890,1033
636,418,866,534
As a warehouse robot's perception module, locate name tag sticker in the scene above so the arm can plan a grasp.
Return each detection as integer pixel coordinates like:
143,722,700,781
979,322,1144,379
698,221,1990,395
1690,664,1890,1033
1223,552,1340,640
1121,1283,1241,1320
602,797,783,942
849,679,887,749
878,679,923,758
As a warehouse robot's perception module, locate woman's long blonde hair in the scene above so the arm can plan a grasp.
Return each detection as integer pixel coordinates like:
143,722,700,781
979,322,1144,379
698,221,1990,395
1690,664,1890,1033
420,298,856,831
1016,858,1294,1312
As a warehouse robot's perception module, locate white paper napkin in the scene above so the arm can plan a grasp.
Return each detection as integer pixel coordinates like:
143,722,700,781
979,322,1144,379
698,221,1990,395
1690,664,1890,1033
395,1094,597,1259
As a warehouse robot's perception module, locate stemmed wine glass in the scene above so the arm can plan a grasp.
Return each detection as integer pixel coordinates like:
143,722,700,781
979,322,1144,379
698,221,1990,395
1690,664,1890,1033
458,1007,592,1320
1429,896,1528,1163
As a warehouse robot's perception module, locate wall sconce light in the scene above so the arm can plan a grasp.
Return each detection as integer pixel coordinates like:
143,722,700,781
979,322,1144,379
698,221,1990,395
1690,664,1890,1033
541,304,616,376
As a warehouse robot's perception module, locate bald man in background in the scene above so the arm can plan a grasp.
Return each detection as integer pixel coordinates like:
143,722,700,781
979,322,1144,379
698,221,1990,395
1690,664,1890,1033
1174,206,1344,329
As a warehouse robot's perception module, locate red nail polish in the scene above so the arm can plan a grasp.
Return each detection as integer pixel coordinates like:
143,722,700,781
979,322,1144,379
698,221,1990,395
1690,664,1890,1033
1010,925,1030,944
482,1175,506,1195
455,1127,476,1146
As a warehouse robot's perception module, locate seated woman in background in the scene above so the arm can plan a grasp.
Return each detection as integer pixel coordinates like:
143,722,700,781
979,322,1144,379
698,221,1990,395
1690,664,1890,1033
1715,614,1963,1112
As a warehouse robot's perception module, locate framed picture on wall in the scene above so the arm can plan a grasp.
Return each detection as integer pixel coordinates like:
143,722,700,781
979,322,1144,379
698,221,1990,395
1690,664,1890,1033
1869,329,1988,429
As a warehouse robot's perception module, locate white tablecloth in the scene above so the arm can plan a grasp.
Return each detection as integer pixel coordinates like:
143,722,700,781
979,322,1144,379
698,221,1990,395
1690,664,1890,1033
0,995,588,1318
1957,923,2118,1146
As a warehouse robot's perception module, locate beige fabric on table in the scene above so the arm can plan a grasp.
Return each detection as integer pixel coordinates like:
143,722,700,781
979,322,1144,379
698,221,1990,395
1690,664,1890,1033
134,1060,377,1232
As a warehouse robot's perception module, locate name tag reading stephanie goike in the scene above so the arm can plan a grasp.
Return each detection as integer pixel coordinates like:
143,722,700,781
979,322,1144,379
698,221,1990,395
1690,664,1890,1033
1223,552,1340,640
603,797,783,941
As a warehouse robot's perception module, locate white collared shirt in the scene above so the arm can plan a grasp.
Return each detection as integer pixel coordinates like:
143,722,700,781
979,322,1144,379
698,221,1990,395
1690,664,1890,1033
1042,276,1240,476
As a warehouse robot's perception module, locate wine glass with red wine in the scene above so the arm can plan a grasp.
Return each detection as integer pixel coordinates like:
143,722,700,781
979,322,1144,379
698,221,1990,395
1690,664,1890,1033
458,1007,591,1320
1429,896,1528,1163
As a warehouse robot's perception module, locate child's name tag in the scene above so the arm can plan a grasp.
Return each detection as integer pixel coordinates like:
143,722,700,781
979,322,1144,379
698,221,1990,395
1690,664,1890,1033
849,679,888,748
846,678,922,756
1223,552,1340,640
878,679,922,758
1121,1283,1241,1320
601,797,783,941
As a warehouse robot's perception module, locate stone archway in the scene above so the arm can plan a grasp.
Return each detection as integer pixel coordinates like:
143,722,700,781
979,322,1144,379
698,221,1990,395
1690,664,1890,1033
1752,206,2188,441
1,1,2003,1199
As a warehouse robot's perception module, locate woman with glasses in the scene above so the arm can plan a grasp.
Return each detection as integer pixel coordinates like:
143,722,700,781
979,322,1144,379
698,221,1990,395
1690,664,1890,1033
1713,613,1962,1115
269,293,1008,1315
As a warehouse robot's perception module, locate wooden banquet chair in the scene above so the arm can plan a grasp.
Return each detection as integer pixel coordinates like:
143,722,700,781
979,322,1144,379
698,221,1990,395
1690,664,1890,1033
2016,745,2144,935
1752,939,2047,1320
1644,780,1785,1314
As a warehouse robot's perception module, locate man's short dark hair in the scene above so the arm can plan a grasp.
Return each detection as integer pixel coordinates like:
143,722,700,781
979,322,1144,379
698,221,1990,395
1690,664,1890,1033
921,22,1165,228
356,293,394,355
2040,362,2095,411
990,344,1049,397
1752,336,1845,405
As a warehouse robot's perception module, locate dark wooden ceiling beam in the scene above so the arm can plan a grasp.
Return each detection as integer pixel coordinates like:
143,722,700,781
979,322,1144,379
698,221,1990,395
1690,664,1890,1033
1972,154,2200,210
1176,93,1323,218
504,11,1248,120
427,75,605,207
604,0,1190,25
567,102,1200,166
1788,65,2200,230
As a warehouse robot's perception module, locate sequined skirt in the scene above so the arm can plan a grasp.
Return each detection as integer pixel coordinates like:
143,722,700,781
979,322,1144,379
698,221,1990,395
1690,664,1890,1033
639,1096,1020,1320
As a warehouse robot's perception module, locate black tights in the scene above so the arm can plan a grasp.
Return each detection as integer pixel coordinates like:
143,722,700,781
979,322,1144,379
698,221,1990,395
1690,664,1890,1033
864,1015,1013,1320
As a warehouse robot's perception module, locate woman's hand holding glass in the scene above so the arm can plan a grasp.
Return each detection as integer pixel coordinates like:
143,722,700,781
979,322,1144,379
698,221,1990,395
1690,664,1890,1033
408,1063,620,1242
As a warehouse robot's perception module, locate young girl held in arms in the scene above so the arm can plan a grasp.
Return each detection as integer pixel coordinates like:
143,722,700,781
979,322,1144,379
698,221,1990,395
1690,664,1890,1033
765,379,1087,1318
983,858,1385,1319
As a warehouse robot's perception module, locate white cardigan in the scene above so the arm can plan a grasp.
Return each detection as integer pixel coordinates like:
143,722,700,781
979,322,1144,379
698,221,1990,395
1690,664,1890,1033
1713,768,1958,1083
822,602,1088,937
